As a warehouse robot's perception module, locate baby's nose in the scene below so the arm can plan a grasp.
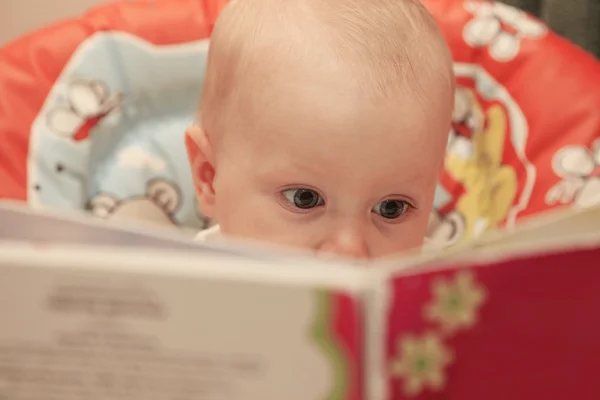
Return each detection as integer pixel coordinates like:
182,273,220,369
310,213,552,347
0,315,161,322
318,230,370,260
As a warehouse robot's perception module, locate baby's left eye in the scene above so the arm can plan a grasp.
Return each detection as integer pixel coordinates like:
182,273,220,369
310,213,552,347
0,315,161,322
282,188,324,210
372,199,410,219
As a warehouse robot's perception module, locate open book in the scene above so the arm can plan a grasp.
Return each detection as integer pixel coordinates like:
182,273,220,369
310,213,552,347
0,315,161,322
0,201,599,400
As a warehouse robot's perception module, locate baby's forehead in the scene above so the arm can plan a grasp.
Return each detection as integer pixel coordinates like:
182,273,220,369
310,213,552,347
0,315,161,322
203,0,453,149
229,79,442,156
230,102,444,195
208,0,451,90
237,63,437,123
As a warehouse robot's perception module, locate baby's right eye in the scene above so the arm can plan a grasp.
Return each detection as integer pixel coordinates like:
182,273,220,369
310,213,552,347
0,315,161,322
282,188,324,210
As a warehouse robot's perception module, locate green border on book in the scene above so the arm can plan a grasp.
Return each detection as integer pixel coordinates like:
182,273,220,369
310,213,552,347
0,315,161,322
312,290,349,400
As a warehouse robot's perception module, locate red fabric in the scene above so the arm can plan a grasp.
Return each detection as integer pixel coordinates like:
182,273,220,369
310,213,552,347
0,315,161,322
0,0,226,201
424,0,600,237
0,0,598,226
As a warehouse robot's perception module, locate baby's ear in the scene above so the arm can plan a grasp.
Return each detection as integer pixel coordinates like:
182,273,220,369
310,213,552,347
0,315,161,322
185,126,217,218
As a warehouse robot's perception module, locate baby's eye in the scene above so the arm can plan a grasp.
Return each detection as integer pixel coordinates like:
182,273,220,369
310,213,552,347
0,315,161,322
282,188,324,209
372,199,410,220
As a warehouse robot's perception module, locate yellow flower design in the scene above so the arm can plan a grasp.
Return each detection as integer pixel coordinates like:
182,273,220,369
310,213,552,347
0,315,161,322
390,332,453,397
424,270,487,334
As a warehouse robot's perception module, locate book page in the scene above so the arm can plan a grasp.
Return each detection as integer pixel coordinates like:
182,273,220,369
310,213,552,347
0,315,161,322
0,245,365,400
0,202,320,262
475,204,600,247
430,204,600,268
374,204,600,275
0,201,203,249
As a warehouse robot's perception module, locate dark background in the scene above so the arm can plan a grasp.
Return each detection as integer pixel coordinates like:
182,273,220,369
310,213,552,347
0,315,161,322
501,0,600,57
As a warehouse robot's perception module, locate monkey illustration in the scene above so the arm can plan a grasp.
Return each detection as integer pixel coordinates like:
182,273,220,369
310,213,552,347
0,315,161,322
46,79,123,142
546,140,600,209
87,179,182,227
425,211,466,249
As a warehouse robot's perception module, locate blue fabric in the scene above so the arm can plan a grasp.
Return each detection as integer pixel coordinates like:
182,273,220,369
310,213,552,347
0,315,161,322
29,32,209,228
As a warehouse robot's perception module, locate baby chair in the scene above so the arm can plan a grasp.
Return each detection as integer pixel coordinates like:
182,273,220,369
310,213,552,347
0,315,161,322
0,0,598,246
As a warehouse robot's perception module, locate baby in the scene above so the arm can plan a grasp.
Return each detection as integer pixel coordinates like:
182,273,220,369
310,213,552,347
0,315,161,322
185,0,454,259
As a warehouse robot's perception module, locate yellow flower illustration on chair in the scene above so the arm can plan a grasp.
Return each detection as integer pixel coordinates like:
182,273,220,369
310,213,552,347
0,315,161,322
424,270,487,334
390,332,453,397
445,88,518,242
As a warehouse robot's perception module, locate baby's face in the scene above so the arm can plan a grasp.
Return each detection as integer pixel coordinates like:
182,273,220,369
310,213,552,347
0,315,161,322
204,70,448,259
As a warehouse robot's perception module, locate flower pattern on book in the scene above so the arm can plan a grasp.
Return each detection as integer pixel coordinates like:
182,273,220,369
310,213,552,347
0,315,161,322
389,269,488,397
390,332,453,397
424,270,487,334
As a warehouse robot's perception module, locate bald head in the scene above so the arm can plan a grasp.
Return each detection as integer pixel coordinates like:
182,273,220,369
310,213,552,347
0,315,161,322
187,0,457,257
199,0,454,140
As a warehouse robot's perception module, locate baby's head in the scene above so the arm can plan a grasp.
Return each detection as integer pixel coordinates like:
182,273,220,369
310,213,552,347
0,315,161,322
186,0,454,259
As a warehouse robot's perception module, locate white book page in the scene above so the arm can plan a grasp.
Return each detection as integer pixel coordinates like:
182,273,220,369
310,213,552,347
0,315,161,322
0,202,338,263
373,204,600,275
474,204,600,248
0,245,366,400
0,201,206,249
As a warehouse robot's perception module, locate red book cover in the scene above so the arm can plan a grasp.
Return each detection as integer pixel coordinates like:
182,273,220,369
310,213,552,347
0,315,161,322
381,244,600,400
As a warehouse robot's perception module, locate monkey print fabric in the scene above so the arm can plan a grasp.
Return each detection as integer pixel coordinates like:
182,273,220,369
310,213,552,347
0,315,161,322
0,0,227,229
0,0,599,239
423,0,600,249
